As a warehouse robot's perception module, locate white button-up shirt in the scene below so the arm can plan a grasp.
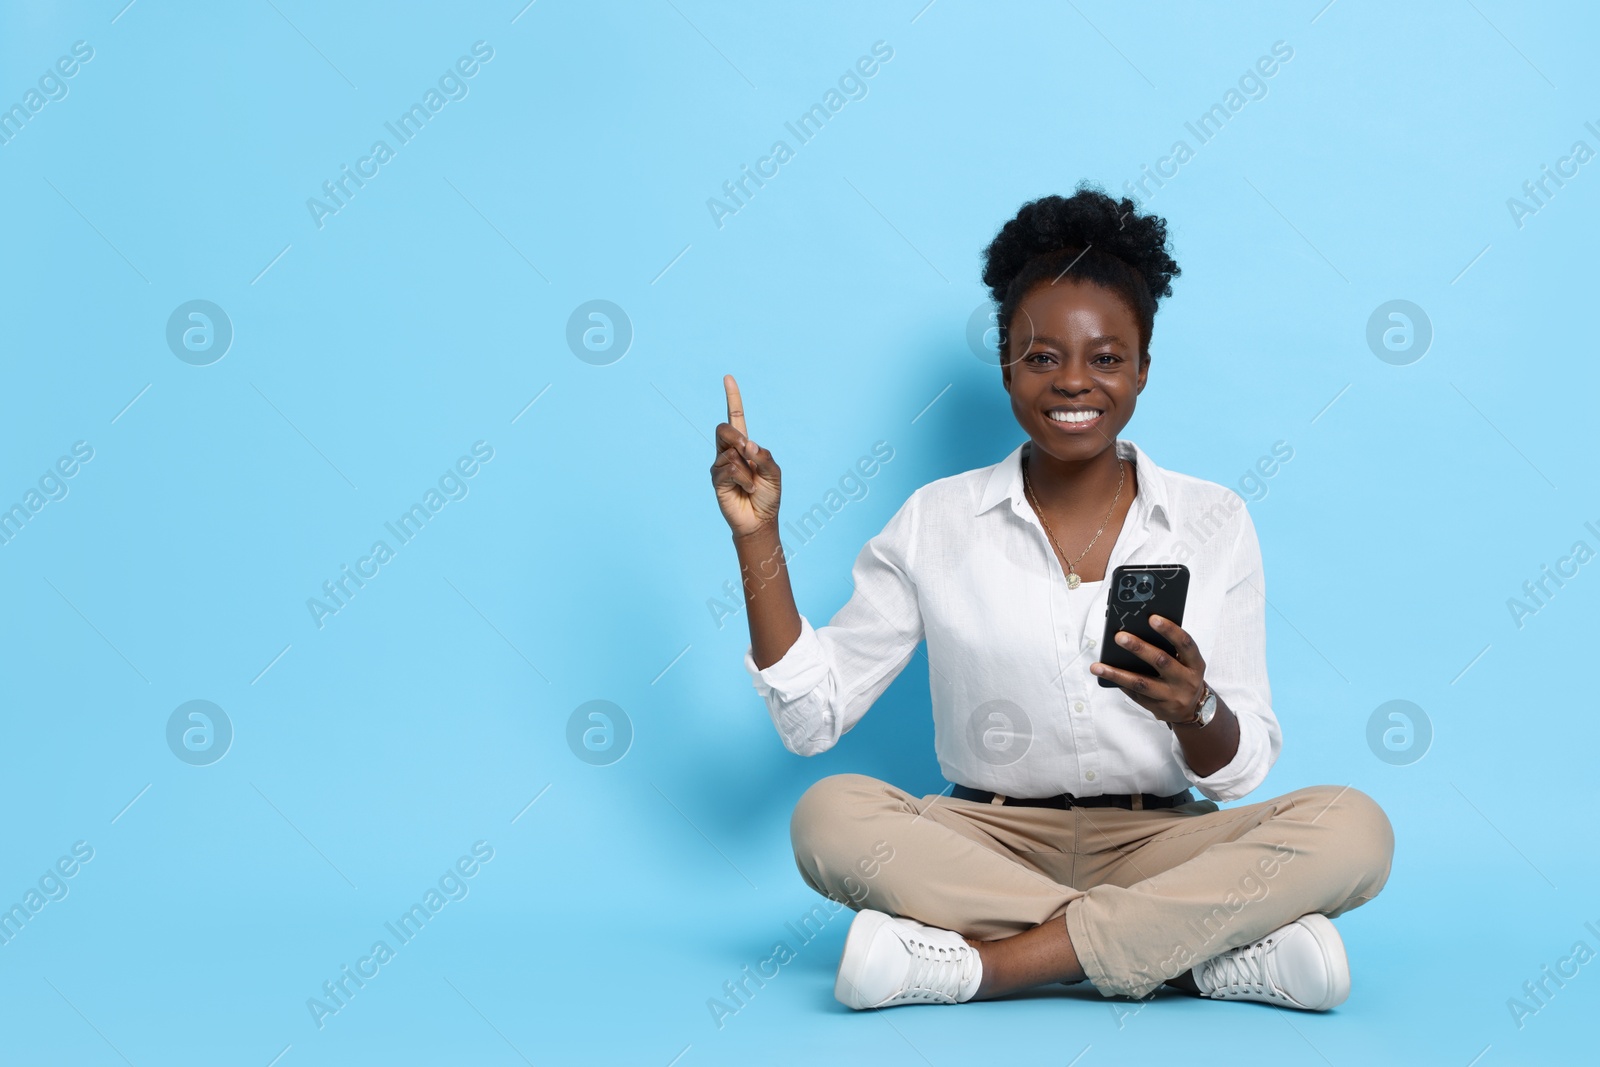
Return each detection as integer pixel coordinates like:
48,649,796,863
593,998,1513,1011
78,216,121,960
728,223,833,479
743,437,1281,803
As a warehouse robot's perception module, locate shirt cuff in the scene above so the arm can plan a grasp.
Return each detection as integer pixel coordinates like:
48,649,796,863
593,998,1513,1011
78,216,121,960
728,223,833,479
1169,703,1270,803
743,615,827,702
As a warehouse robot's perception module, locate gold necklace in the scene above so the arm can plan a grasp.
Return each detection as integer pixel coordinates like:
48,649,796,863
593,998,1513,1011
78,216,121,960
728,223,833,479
1022,449,1126,590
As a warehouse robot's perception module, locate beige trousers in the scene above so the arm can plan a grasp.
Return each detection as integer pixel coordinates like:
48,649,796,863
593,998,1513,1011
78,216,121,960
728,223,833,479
790,773,1395,999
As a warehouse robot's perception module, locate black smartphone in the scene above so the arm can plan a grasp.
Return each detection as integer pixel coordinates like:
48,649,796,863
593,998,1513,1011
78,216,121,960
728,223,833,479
1097,564,1191,687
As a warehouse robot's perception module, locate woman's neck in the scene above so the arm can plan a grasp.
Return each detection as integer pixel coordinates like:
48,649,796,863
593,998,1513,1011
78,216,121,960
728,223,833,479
1023,439,1129,513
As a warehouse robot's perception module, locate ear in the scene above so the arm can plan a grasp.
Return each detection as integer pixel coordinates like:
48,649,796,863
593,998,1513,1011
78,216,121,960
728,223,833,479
1136,352,1150,394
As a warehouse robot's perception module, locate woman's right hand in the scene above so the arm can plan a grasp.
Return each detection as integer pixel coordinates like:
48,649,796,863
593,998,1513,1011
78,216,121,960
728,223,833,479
712,374,782,538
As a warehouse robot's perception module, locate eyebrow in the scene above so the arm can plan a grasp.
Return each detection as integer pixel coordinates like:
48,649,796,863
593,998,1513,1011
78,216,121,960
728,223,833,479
1026,334,1126,347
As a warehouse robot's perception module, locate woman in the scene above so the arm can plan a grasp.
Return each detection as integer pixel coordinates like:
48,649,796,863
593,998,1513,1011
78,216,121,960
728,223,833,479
710,185,1394,1011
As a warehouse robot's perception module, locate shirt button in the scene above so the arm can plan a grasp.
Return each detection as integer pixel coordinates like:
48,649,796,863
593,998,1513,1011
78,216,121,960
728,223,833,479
1073,701,1085,713
1081,635,1095,650
1085,770,1097,781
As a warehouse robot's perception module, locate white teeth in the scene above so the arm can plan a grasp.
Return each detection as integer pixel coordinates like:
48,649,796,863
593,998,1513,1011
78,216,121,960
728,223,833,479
1049,409,1102,424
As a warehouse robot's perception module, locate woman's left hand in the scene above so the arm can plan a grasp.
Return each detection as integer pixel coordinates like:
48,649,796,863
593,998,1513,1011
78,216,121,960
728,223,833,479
1090,615,1207,725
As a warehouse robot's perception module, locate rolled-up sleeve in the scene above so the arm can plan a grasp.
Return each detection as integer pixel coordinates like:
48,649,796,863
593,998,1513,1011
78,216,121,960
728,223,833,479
743,491,924,756
1169,497,1282,802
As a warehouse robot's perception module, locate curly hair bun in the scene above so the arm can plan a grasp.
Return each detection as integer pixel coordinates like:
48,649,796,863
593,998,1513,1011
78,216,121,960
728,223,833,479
982,183,1179,308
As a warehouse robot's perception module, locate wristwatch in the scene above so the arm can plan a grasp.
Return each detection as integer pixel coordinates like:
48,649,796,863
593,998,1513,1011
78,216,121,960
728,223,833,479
1170,682,1216,730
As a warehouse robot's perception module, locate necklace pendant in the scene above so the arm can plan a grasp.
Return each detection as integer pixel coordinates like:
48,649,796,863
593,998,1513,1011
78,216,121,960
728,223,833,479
1066,571,1081,590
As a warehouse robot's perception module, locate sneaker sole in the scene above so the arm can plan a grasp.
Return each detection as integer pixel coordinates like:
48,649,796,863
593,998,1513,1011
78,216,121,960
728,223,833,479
834,909,895,1010
1292,912,1351,1011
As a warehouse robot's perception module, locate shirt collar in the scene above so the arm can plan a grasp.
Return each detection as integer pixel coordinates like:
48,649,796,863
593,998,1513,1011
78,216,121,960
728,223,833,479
975,437,1172,530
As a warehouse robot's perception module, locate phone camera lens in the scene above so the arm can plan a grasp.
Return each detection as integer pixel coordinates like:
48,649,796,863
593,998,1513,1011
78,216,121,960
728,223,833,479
1117,571,1157,602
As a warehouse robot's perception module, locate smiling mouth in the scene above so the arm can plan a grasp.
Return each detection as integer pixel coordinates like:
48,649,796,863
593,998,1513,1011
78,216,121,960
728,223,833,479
1045,408,1104,430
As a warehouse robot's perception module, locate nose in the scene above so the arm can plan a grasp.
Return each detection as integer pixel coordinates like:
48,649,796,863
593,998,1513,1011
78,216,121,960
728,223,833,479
1051,353,1095,395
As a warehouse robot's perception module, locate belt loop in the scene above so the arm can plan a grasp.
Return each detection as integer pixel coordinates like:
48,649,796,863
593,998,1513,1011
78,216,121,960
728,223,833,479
990,793,1008,806
1130,793,1144,810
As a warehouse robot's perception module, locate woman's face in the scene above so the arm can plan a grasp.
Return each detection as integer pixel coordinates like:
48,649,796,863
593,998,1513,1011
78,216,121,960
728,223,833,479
1000,279,1148,463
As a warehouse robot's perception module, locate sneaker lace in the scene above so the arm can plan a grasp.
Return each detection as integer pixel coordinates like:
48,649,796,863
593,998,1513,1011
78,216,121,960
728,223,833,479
1200,936,1285,1000
897,934,978,1004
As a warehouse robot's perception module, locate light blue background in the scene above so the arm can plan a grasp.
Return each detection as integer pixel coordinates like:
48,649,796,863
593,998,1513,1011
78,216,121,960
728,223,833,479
2,1,1596,1063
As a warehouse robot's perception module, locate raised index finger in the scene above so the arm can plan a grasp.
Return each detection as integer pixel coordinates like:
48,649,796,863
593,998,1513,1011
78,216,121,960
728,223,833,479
723,374,748,437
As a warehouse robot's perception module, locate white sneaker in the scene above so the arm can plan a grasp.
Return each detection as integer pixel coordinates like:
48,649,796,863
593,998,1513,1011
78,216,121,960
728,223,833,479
1192,912,1351,1011
834,909,984,1009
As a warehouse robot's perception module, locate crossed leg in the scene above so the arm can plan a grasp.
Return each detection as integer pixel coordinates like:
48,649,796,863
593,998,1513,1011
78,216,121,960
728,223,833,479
791,773,1395,1001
